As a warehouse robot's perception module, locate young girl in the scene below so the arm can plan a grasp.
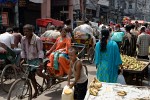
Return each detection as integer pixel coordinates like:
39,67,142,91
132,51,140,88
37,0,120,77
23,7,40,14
68,47,88,100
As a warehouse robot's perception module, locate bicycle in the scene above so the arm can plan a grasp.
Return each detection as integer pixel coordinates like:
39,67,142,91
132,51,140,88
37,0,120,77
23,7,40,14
7,64,43,100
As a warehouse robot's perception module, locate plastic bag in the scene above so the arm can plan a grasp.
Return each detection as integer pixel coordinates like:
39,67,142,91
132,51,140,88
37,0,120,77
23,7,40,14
117,74,126,85
111,32,125,42
62,85,74,100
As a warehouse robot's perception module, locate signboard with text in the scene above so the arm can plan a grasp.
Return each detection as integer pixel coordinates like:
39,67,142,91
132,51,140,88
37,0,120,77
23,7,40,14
2,12,9,26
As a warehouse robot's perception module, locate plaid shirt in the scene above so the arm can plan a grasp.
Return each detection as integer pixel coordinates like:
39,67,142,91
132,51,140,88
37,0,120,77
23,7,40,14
137,32,150,56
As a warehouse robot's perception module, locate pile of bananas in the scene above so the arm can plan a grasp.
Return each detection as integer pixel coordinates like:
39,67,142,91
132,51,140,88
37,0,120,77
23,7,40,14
117,91,127,96
89,77,102,96
121,55,146,71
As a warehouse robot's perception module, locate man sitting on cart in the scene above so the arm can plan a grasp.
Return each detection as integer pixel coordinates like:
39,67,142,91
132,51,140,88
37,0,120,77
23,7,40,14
0,28,18,67
46,27,71,77
73,20,96,46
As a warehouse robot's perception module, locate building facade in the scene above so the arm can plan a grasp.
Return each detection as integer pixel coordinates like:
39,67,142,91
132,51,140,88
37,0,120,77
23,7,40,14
118,0,150,22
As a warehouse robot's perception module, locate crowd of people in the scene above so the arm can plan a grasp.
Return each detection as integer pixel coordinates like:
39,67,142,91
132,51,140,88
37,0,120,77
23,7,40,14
0,19,150,99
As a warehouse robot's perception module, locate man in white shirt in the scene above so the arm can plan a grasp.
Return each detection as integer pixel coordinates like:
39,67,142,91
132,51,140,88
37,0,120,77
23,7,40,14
0,28,19,67
0,28,14,49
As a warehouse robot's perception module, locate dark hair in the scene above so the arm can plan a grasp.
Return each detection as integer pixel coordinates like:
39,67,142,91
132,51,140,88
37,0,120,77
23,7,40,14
65,19,71,25
69,46,78,55
6,27,13,32
135,21,138,23
23,24,33,31
130,24,135,29
109,27,112,33
125,25,131,32
143,23,148,28
56,26,63,31
141,26,146,32
84,20,89,24
13,26,19,32
100,29,110,52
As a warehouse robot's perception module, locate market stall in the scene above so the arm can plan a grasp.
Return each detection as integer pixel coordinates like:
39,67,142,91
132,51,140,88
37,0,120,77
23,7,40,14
85,78,150,100
121,55,150,85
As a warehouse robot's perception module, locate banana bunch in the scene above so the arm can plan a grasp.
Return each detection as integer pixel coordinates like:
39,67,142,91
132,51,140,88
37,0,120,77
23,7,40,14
117,91,127,96
89,77,102,96
121,55,146,71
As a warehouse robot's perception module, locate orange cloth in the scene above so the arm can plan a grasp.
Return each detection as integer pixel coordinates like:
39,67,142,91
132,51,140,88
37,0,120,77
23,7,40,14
47,36,71,76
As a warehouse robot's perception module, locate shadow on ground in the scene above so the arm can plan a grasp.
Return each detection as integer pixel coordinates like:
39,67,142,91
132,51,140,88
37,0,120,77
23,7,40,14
44,84,63,100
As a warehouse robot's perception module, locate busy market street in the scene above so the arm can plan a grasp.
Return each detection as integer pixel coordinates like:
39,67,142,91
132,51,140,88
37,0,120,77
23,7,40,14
0,0,150,100
0,60,149,100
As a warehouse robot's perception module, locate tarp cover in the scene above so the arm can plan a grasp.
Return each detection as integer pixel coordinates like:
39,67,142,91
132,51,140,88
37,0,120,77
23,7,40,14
0,0,17,3
36,18,64,27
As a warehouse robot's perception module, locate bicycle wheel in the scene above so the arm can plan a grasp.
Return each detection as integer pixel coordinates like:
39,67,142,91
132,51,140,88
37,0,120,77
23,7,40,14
87,47,95,64
7,78,32,100
1,64,17,93
41,64,52,90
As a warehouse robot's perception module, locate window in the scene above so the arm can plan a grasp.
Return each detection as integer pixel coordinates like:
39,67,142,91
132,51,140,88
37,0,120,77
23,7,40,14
129,4,132,9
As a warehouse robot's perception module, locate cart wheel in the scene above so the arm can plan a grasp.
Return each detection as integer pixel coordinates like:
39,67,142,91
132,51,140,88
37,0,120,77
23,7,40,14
1,64,17,93
87,47,95,64
7,79,32,100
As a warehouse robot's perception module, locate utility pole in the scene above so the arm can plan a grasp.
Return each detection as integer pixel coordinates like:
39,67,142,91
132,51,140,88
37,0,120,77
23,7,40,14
135,0,137,20
68,0,73,28
80,0,86,21
83,0,86,21
0,4,4,28
15,1,19,27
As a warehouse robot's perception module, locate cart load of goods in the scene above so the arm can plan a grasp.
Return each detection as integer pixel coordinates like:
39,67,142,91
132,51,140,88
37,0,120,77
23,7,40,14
89,77,102,96
121,55,146,71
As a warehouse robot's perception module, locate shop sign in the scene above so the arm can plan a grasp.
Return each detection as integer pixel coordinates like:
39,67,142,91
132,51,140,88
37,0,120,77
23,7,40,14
0,2,15,8
2,12,9,26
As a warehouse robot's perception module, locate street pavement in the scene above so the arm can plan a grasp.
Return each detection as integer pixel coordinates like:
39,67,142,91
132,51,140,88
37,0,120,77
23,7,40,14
0,60,149,100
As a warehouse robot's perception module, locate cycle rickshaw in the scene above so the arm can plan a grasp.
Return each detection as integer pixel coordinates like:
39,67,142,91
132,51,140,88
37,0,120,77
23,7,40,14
7,18,88,100
7,42,87,100
0,45,18,93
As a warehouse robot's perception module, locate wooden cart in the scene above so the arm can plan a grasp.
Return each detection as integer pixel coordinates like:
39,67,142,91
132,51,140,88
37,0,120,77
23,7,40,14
123,60,149,86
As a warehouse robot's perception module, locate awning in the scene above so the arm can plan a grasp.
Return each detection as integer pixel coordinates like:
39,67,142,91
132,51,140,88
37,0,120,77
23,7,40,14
29,0,43,3
0,0,17,3
131,20,146,24
86,0,97,10
36,18,64,28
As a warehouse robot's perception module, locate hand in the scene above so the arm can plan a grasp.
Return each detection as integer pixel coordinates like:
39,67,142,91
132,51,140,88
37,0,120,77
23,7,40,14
120,68,123,75
67,82,70,86
69,83,74,88
46,51,50,56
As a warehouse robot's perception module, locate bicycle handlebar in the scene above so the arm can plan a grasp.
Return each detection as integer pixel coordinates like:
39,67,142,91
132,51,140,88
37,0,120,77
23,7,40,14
22,64,39,68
